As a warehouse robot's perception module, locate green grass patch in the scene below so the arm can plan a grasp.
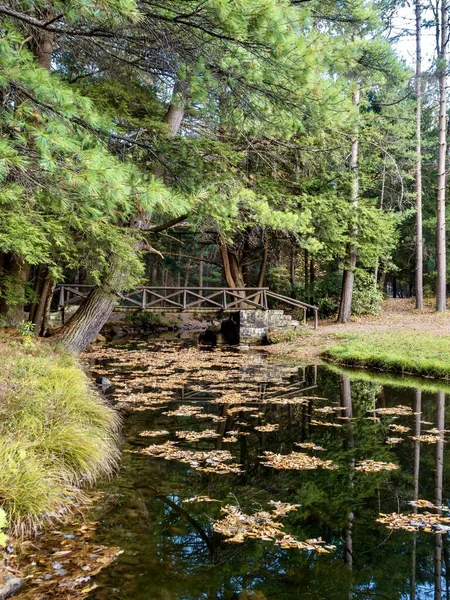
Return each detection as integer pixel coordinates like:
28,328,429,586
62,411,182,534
0,341,120,534
323,331,450,380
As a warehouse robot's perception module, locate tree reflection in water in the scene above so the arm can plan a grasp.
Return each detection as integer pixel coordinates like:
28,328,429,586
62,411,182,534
80,338,450,600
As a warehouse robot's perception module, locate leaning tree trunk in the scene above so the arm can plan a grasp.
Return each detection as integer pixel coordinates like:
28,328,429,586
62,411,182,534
415,0,424,310
51,261,126,353
436,0,448,312
338,81,361,323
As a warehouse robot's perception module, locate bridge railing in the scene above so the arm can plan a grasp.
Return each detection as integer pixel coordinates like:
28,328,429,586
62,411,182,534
55,285,319,328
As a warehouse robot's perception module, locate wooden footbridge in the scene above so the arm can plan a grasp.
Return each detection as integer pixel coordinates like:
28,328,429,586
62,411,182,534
55,285,319,328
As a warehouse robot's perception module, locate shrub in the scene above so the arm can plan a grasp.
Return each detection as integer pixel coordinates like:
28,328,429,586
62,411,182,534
351,270,384,315
124,311,173,329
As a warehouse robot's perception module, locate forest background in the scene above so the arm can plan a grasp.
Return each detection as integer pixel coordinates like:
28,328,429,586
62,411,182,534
0,0,448,353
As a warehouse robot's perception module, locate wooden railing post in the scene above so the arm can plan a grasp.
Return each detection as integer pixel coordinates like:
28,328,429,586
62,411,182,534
58,285,65,308
142,288,147,309
183,289,187,309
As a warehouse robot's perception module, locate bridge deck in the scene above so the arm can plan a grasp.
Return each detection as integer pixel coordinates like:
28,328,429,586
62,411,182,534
55,285,319,328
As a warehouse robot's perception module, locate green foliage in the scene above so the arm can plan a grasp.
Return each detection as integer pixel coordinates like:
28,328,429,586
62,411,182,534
265,328,312,345
352,270,384,315
18,320,35,337
0,342,120,532
124,311,177,329
0,0,420,328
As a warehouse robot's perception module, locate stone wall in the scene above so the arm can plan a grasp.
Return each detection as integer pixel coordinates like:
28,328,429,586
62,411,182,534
239,310,299,344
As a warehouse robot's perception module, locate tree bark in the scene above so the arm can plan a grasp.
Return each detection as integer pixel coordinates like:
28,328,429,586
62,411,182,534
309,258,315,304
198,244,204,288
338,82,360,323
415,0,424,310
52,260,125,353
304,249,309,299
219,241,245,289
5,255,28,326
436,0,448,312
256,237,268,288
40,280,55,336
30,10,55,69
290,244,296,298
33,277,52,336
164,80,189,137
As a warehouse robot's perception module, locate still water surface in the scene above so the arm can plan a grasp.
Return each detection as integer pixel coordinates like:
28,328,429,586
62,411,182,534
85,337,450,600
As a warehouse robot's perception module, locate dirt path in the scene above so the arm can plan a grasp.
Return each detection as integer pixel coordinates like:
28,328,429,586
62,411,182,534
263,298,450,362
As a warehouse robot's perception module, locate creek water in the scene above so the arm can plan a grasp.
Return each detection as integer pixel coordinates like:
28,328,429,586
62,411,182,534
83,336,450,600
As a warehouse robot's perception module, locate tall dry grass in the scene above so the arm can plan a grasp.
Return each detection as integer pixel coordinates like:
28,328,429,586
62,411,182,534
0,341,120,534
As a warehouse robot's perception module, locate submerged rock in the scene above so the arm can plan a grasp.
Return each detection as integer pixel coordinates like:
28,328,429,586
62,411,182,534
220,318,239,344
95,376,112,388
198,328,217,346
0,569,22,599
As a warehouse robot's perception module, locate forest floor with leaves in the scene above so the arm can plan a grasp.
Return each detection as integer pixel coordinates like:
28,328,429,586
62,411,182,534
265,298,450,365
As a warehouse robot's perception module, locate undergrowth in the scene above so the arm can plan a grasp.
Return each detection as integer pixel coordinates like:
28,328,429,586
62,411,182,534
265,328,313,345
323,331,450,380
0,341,120,534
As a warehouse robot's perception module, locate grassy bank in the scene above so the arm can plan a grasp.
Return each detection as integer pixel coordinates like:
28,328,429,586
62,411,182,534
323,331,450,380
0,339,119,534
325,363,450,394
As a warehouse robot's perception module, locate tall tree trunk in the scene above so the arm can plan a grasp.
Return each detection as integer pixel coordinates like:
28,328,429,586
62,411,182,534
30,9,55,69
198,243,204,288
33,277,52,336
219,241,245,289
415,0,424,310
304,249,309,299
255,237,268,304
256,237,268,288
39,280,55,336
5,255,28,326
338,82,361,323
164,80,189,137
374,162,386,287
184,259,191,287
436,1,448,312
290,244,296,298
309,258,315,304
